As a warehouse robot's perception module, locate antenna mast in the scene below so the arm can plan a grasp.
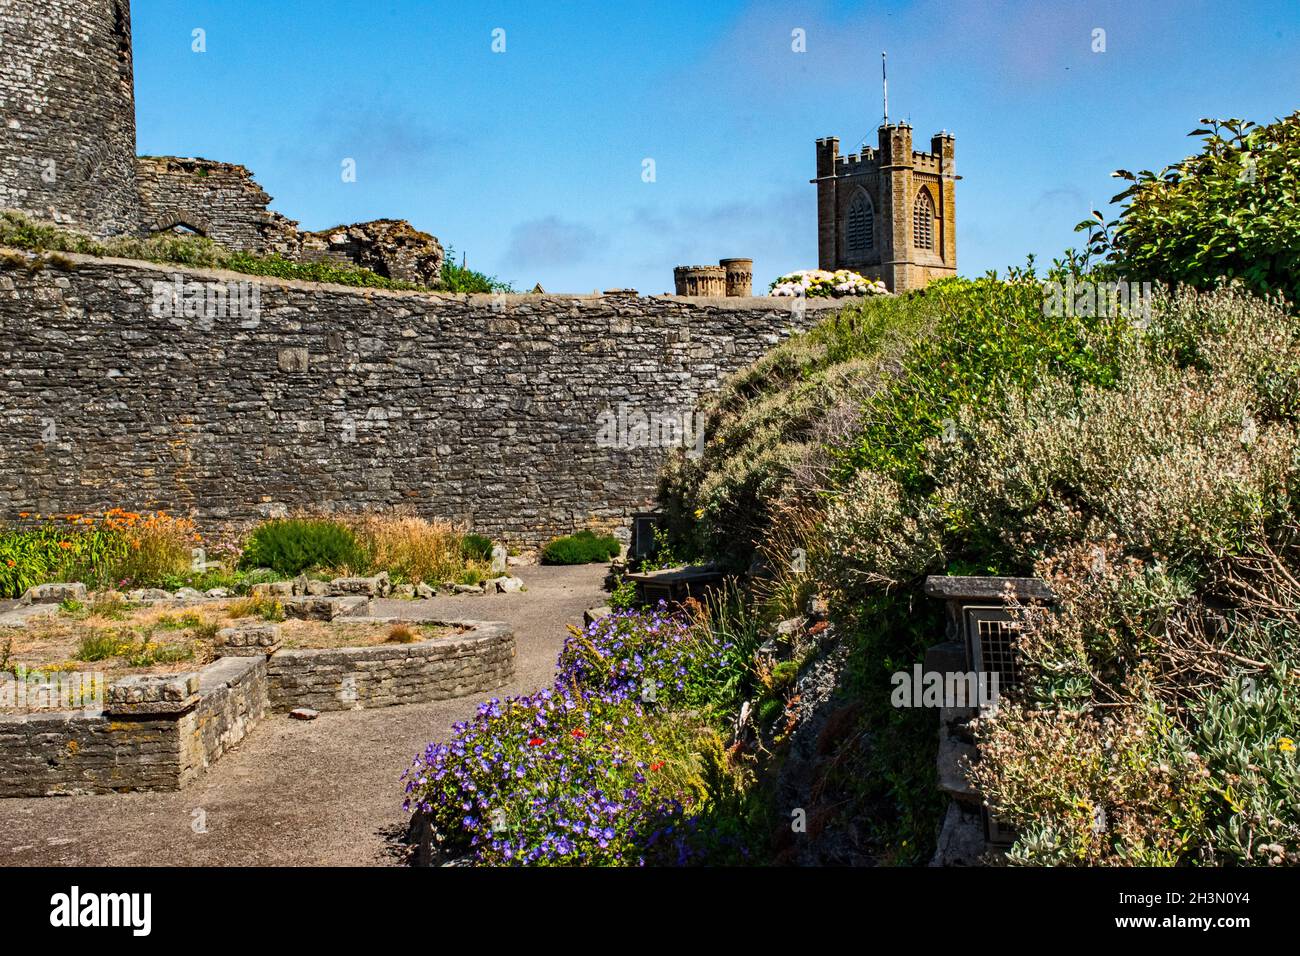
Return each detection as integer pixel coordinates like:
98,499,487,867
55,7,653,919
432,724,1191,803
882,52,888,126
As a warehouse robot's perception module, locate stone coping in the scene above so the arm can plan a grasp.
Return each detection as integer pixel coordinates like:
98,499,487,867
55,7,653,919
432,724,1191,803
0,660,241,723
5,247,860,309
923,575,1055,603
270,619,510,662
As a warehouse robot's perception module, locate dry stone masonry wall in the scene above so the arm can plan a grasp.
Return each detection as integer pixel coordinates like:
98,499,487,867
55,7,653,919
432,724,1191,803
135,156,302,256
0,656,267,797
266,623,515,712
0,0,141,237
0,254,838,543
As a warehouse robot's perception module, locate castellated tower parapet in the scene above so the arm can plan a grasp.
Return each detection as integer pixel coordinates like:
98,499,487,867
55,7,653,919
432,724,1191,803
0,0,141,236
812,122,958,292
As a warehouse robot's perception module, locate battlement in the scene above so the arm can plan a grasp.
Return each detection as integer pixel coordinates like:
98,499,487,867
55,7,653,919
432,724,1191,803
814,119,958,292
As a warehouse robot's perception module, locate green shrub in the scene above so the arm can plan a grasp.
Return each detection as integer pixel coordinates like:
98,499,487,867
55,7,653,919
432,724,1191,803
74,631,131,662
661,270,1300,863
540,529,620,565
460,533,494,563
437,247,513,293
608,577,638,610
1081,112,1300,305
239,518,365,576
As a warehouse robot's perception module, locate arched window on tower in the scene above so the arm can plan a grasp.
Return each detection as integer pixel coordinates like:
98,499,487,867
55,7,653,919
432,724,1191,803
845,191,874,257
913,189,934,251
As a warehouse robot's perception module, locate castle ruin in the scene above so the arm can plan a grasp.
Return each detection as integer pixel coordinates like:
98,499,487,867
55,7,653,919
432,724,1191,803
0,0,444,286
0,0,831,544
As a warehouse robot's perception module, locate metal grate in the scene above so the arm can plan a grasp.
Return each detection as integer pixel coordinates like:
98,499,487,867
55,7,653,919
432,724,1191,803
964,606,1021,692
631,515,659,560
984,807,1017,846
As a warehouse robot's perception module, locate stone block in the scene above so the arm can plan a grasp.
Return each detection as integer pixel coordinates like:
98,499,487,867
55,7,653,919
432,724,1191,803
106,673,200,715
937,728,979,801
20,582,87,605
216,623,282,656
277,347,309,372
282,595,369,621
329,571,391,597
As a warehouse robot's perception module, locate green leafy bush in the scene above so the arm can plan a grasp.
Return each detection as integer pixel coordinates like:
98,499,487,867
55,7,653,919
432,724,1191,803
660,272,1300,862
437,247,513,293
540,530,620,565
1081,112,1300,305
460,533,494,563
238,518,365,576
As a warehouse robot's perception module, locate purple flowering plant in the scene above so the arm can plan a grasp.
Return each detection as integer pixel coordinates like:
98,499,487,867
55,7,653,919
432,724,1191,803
403,604,746,865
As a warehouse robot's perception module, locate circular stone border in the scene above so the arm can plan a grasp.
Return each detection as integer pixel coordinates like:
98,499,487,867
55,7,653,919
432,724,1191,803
264,619,516,712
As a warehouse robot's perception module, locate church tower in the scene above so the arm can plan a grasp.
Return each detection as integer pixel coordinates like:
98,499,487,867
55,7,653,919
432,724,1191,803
812,123,957,292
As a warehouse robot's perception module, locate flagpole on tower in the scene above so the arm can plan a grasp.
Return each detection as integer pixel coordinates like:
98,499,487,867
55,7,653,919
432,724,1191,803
882,51,888,126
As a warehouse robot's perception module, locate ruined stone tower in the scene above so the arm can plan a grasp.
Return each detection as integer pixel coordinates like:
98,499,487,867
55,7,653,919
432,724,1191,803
813,123,957,292
0,0,141,236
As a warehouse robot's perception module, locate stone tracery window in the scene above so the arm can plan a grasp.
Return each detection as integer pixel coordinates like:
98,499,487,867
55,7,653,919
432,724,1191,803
845,191,873,257
913,189,934,251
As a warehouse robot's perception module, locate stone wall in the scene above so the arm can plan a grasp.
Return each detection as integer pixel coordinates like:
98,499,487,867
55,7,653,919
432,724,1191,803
298,219,444,287
179,656,269,785
0,656,266,798
135,156,301,256
0,253,838,544
0,0,140,237
266,622,515,712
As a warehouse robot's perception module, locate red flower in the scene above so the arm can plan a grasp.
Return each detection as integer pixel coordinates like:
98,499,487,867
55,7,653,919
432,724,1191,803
528,737,544,747
650,761,665,772
570,728,587,739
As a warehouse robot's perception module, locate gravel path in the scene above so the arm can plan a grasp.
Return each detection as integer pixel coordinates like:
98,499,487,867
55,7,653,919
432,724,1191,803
0,563,608,867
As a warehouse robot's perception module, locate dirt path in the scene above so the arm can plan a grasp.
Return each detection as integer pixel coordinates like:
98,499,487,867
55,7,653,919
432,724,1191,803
0,563,608,867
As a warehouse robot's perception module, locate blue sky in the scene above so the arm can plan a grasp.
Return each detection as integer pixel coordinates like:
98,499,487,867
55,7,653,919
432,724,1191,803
132,0,1300,294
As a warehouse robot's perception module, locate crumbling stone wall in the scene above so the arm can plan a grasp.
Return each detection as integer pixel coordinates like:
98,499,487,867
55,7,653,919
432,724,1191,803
0,0,141,237
0,254,839,544
135,156,301,256
299,219,444,287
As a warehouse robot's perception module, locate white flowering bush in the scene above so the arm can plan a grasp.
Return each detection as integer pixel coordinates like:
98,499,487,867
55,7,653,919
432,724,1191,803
768,269,889,298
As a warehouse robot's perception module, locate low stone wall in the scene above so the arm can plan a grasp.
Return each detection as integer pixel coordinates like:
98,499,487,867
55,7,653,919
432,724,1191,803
179,656,270,786
0,656,267,798
1,619,515,796
266,621,515,712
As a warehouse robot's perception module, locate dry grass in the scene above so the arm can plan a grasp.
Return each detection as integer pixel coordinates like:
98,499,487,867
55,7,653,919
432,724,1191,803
2,598,458,679
274,620,454,650
340,510,490,584
386,623,417,644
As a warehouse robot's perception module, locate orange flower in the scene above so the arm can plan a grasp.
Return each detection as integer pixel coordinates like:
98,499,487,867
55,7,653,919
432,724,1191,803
58,541,72,549
18,512,29,518
5,560,15,568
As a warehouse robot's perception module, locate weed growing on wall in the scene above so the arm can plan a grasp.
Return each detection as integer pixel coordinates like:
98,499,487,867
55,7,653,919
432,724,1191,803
0,212,511,293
